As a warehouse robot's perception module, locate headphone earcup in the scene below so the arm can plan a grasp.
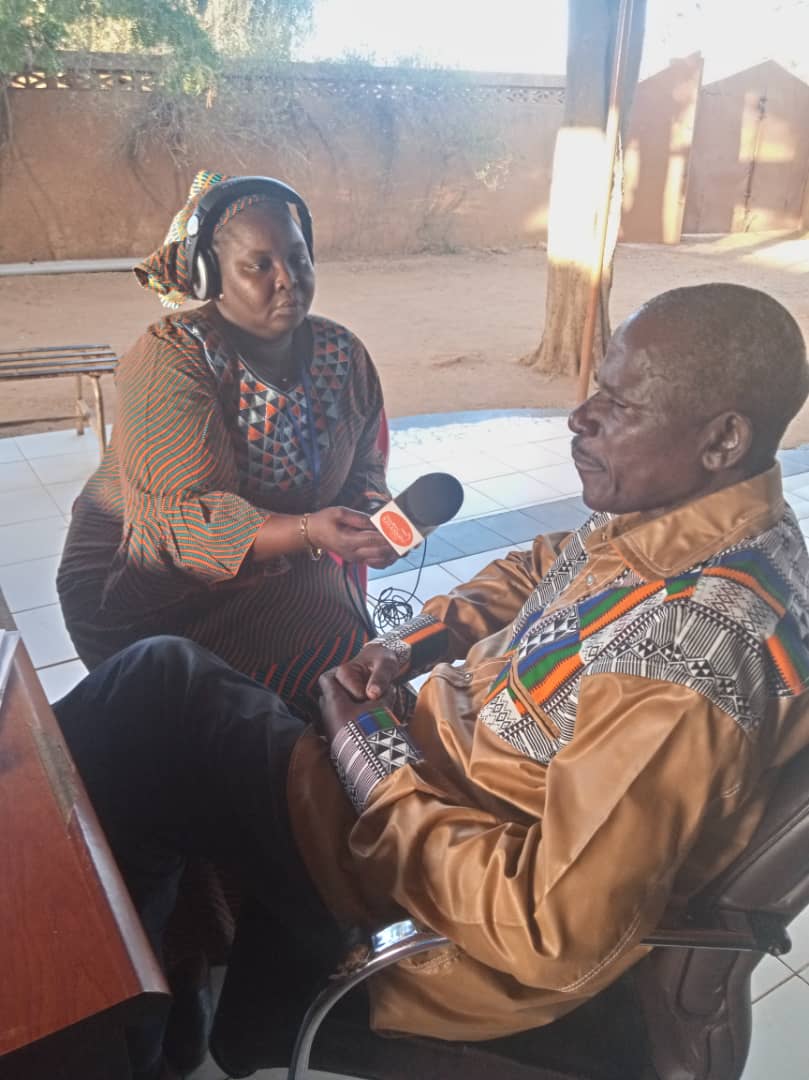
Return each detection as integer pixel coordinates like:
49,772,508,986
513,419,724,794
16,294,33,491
191,248,221,301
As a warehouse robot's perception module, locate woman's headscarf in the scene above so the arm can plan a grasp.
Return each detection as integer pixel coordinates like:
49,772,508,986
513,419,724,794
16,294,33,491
134,169,288,309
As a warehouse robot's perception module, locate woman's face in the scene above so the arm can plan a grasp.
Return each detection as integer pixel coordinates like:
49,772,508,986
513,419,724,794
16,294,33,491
214,203,315,341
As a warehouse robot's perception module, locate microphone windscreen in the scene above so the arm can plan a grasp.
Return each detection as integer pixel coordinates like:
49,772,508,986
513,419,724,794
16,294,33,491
396,472,464,531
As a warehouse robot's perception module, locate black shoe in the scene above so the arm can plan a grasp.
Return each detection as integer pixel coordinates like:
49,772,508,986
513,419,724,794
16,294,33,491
162,954,214,1076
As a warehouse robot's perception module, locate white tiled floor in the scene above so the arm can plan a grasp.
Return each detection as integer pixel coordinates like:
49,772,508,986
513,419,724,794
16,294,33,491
0,485,62,524
468,470,562,509
743,955,809,1080
0,459,40,491
0,554,61,612
527,460,585,496
14,603,78,668
0,516,68,565
27,451,102,485
487,439,570,472
3,415,809,1077
438,544,515,582
368,562,465,606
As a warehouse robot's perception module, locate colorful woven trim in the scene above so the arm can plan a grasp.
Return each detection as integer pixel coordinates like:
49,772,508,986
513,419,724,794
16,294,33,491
330,705,423,813
705,549,809,692
486,541,809,730
486,579,666,713
375,613,448,676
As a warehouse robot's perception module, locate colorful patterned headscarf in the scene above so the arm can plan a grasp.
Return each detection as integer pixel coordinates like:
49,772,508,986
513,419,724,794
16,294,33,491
134,169,288,309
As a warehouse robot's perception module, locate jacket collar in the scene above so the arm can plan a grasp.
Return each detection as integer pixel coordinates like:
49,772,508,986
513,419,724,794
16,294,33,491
584,465,785,580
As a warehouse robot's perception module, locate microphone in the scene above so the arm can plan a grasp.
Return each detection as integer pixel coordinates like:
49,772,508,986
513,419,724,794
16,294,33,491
371,472,465,555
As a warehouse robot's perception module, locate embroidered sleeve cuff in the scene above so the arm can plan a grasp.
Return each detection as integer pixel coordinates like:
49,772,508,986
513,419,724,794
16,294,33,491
330,705,424,813
368,613,448,676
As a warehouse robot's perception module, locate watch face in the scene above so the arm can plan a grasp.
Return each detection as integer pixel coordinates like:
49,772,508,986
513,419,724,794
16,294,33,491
187,214,200,237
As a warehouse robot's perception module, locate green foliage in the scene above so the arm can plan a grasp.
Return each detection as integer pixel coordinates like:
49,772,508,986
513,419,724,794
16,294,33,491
0,0,72,73
0,0,314,91
0,0,218,89
199,0,312,57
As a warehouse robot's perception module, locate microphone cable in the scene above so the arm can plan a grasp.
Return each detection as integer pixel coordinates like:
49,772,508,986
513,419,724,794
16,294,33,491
343,559,376,636
372,539,429,632
342,539,430,635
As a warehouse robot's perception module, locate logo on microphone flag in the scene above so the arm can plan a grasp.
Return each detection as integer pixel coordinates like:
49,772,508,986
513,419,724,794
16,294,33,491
380,510,413,547
371,500,424,555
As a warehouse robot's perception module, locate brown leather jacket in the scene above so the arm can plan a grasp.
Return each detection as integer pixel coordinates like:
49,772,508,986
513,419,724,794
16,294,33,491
288,466,809,1040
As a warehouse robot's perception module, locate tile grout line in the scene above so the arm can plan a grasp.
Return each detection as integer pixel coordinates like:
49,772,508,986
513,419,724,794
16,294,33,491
781,954,809,980
0,553,63,569
6,600,63,617
35,657,81,673
751,962,797,1004
0,512,67,528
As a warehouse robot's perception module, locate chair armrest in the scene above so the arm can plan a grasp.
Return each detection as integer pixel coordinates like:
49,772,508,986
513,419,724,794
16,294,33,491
287,920,448,1079
286,909,791,1079
643,908,791,956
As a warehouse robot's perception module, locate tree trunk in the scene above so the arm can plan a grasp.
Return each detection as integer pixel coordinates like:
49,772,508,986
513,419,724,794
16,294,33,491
526,0,646,377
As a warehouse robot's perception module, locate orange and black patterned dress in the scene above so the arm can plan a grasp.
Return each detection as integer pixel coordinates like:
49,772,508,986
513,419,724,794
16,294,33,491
57,306,389,721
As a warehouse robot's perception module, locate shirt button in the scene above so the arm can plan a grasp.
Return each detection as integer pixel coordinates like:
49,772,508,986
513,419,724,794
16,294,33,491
464,672,472,682
586,573,595,585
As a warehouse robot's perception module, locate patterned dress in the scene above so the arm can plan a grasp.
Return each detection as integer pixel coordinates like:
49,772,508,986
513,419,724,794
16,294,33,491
57,307,389,721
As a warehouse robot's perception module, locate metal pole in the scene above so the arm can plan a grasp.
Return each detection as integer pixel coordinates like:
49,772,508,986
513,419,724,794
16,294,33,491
576,0,635,404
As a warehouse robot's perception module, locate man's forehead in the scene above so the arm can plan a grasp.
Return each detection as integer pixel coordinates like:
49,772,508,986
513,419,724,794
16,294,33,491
601,317,648,373
614,307,670,351
600,316,671,399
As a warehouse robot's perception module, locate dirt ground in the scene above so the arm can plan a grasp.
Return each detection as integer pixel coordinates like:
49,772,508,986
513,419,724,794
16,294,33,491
2,232,809,445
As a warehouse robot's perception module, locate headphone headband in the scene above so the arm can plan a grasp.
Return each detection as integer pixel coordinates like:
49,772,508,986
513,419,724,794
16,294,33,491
185,176,314,301
186,175,314,262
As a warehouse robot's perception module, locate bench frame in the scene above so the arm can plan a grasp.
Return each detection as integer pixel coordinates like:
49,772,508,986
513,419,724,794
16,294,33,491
0,345,117,454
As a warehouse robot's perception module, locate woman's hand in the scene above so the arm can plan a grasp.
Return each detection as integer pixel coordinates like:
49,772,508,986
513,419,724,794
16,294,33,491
307,507,398,568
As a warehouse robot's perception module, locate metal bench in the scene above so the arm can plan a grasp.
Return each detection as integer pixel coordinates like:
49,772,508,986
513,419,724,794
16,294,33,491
0,345,117,453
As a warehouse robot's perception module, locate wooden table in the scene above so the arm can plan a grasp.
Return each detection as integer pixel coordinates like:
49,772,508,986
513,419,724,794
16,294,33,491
0,633,169,1079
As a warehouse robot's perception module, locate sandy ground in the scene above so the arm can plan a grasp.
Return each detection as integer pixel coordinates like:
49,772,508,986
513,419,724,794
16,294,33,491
2,232,809,445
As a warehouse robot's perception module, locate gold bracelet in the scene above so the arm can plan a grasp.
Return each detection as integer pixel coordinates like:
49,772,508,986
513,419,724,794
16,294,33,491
300,513,323,561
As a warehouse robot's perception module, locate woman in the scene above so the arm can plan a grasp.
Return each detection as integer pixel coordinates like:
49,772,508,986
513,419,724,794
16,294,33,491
57,170,396,722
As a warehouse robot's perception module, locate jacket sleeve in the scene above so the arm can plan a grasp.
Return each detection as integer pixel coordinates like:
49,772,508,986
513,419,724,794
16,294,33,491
104,330,269,613
334,346,390,513
372,534,571,675
338,672,753,993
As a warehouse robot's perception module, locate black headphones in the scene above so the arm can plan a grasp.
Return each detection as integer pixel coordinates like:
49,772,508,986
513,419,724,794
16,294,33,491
184,176,314,301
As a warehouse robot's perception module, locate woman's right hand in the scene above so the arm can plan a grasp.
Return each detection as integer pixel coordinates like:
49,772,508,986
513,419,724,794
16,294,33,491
306,507,398,568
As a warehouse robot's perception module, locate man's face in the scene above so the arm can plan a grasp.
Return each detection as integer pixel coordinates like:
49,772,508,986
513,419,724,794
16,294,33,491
569,314,710,514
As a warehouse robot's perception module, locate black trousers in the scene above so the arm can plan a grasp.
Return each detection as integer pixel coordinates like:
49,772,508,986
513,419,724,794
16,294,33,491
53,635,345,1077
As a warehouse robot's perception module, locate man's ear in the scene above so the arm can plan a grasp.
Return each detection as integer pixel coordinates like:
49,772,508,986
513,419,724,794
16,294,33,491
701,411,754,472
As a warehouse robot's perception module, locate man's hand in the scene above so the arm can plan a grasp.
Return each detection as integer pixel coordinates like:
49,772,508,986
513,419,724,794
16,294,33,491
318,669,378,742
307,507,398,569
332,642,402,702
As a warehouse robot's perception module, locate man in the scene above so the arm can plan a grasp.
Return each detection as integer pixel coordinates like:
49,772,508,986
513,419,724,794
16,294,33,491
54,283,809,1078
